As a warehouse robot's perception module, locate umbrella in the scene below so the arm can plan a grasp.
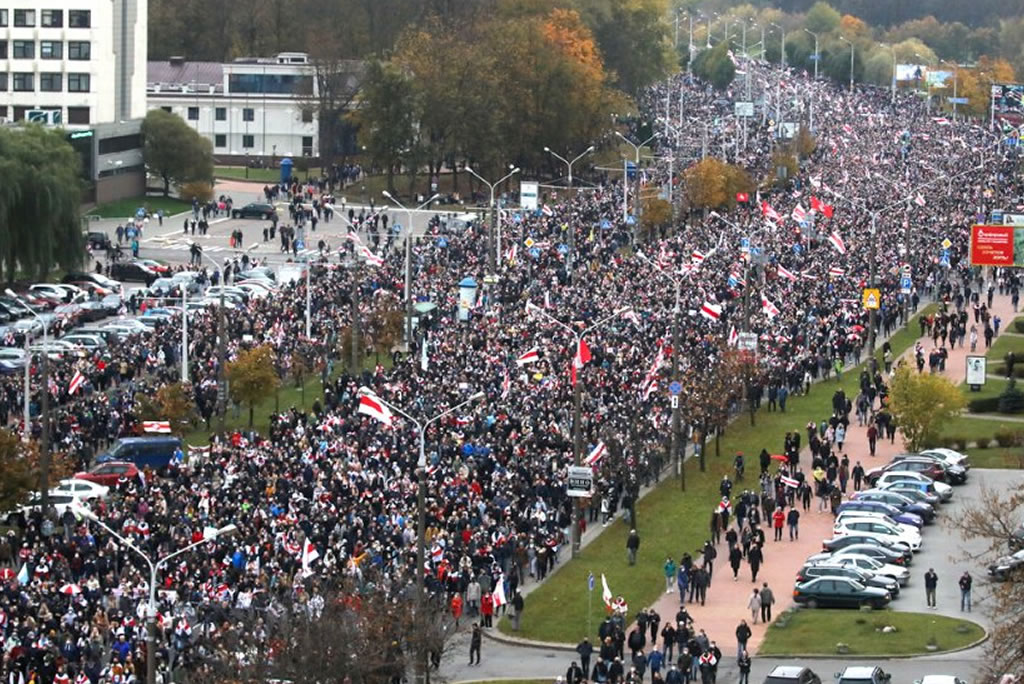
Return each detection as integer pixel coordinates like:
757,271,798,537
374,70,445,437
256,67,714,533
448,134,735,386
59,583,82,596
770,454,788,463
0,568,14,581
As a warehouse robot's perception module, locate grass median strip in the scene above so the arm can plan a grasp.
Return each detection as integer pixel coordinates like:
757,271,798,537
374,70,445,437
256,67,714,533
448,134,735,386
759,609,984,656
502,305,937,643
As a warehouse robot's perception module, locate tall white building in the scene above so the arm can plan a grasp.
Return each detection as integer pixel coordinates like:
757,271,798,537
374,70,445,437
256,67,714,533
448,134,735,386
147,52,335,163
0,0,147,125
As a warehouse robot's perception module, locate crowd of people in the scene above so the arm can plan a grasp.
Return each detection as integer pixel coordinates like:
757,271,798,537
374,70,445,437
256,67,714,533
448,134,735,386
1,48,1023,684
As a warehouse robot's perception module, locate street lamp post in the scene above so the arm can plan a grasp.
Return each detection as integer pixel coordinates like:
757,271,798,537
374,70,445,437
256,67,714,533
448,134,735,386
382,192,441,349
615,132,658,231
465,165,521,274
20,307,51,506
74,506,237,684
356,388,485,683
198,252,229,434
804,29,819,80
525,303,632,555
543,146,594,283
940,60,960,122
880,43,896,103
770,23,786,69
840,36,855,92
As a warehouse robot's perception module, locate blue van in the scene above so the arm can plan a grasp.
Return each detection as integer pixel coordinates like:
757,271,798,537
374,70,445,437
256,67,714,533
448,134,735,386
95,436,182,471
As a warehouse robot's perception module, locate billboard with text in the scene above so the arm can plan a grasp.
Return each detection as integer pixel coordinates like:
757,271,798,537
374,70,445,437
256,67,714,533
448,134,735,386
994,84,1024,114
969,224,1024,266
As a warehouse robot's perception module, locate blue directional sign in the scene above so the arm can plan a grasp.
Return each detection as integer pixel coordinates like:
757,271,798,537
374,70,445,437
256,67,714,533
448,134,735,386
669,381,683,395
939,249,951,267
436,237,448,248
626,215,637,226
899,276,912,294
557,243,570,255
588,573,595,591
529,247,541,259
600,219,612,230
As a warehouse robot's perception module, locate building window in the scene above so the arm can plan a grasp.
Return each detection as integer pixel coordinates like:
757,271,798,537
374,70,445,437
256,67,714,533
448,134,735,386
302,136,314,156
301,109,313,123
242,134,254,149
41,9,62,27
14,10,35,27
215,107,226,121
67,107,90,125
13,106,31,122
0,10,7,27
68,10,90,28
40,41,63,59
0,42,7,59
39,73,62,92
0,74,7,92
68,41,91,60
0,107,7,121
13,41,35,59
12,73,34,92
242,108,255,122
187,106,199,121
98,134,142,154
228,73,313,95
68,74,90,92
214,134,226,148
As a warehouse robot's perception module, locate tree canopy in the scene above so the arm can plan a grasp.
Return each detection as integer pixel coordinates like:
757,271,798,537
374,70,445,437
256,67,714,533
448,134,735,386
888,365,967,451
142,109,214,196
227,345,280,427
0,125,83,282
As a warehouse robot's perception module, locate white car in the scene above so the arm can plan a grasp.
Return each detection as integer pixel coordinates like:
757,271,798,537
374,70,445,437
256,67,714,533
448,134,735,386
919,448,970,469
817,553,911,586
915,676,969,684
6,492,87,521
51,478,109,501
834,510,920,537
233,283,270,299
833,517,922,551
61,333,108,350
876,471,953,501
102,318,151,334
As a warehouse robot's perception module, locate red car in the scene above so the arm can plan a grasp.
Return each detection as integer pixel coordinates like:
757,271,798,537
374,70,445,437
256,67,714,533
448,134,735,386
74,461,140,487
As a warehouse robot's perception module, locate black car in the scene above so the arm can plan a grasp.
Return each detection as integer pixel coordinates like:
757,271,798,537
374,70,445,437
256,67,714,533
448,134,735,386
110,261,159,285
793,577,891,609
988,549,1024,580
1010,523,1024,551
822,534,913,564
85,231,112,250
797,563,900,597
763,667,822,684
853,490,935,522
231,202,276,220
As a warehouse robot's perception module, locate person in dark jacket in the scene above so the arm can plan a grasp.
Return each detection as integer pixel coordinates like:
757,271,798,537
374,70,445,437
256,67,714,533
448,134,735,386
576,638,594,675
748,544,763,582
735,620,752,658
567,661,585,684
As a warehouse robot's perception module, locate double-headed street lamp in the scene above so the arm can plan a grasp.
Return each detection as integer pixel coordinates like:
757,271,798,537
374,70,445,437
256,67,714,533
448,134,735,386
770,22,786,69
74,505,237,684
804,29,819,81
465,164,520,274
524,302,632,556
381,191,440,348
615,131,659,226
839,36,855,92
543,145,594,190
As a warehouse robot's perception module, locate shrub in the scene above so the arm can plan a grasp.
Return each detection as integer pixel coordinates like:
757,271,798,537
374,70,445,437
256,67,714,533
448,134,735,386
946,435,967,450
1014,319,1024,334
998,378,1024,414
968,396,1001,413
994,429,1017,448
992,365,1024,379
975,436,991,448
178,180,213,204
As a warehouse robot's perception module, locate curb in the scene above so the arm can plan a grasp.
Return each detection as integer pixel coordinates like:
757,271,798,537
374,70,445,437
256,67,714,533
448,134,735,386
483,628,576,652
756,625,988,661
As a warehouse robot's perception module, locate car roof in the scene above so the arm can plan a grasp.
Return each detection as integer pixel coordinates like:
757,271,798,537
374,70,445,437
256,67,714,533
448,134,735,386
840,667,881,678
768,666,811,677
116,436,180,445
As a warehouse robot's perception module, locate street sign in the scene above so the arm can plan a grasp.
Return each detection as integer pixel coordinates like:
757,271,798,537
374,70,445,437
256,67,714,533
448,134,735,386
588,573,595,591
734,102,754,117
948,97,969,105
966,355,987,390
899,276,912,294
567,466,594,498
669,381,682,395
671,395,679,409
941,237,952,250
901,263,912,276
939,249,951,267
862,288,881,310
737,332,758,351
483,275,499,285
524,237,535,248
520,181,539,210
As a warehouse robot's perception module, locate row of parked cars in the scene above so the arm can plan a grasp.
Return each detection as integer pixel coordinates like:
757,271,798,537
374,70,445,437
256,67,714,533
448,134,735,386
764,666,965,684
791,448,969,610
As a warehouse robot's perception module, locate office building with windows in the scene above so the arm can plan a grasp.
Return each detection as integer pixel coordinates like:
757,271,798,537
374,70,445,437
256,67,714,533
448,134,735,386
147,52,359,163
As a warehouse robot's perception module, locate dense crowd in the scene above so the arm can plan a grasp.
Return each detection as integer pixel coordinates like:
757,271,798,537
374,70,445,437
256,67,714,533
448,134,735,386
2,53,1023,684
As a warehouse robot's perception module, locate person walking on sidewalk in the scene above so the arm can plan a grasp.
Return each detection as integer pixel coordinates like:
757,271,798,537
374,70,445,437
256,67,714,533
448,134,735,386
772,507,785,541
925,568,938,609
664,557,677,593
627,529,641,566
738,649,752,684
747,588,761,624
959,571,972,612
734,620,752,659
729,544,743,580
759,583,776,623
748,544,763,583
468,623,482,665
786,507,800,540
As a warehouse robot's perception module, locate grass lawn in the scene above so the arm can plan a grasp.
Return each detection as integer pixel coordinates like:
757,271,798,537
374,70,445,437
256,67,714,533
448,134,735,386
987,333,1024,362
759,609,984,656
960,376,1009,403
964,447,1024,469
89,196,192,220
501,305,937,644
939,415,1020,444
216,165,324,183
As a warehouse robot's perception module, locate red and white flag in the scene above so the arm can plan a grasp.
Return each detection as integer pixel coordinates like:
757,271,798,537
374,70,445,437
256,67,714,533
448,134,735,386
541,204,554,217
584,441,607,466
728,326,739,347
761,296,780,319
761,201,781,223
791,205,807,223
827,231,847,255
345,231,362,244
357,393,393,426
142,421,171,434
777,265,798,282
516,347,540,366
601,574,613,612
68,370,85,396
828,266,845,278
492,575,508,608
801,271,819,281
809,196,834,218
781,474,799,488
914,194,926,207
359,245,385,267
642,345,665,400
691,250,706,264
842,124,853,135
700,301,722,321
932,117,950,126
571,338,592,386
301,540,319,576
501,368,511,399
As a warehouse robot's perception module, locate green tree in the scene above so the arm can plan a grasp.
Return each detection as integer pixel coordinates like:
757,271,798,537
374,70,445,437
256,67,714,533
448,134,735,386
0,428,35,513
226,345,280,427
579,0,673,95
353,61,418,196
692,42,736,90
0,125,84,282
887,365,967,451
805,1,841,34
142,109,214,196
137,383,200,438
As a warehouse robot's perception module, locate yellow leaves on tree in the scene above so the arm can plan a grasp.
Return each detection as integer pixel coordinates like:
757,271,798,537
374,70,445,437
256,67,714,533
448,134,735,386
227,345,281,427
683,157,754,210
954,58,1016,118
137,382,199,438
887,365,966,452
543,9,604,83
839,14,869,39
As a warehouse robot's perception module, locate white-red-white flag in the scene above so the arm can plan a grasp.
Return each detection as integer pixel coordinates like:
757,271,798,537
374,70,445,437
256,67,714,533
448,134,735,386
142,421,171,434
492,575,508,608
541,204,554,217
728,326,739,347
691,250,706,264
761,201,781,223
501,368,511,399
791,205,808,223
301,540,319,576
827,231,847,255
700,301,722,321
584,441,607,466
358,245,385,267
601,574,613,612
761,296,780,319
642,345,665,400
516,348,540,366
68,370,85,396
828,266,845,278
357,393,393,426
777,265,798,282
914,194,926,207
571,338,592,386
781,474,799,488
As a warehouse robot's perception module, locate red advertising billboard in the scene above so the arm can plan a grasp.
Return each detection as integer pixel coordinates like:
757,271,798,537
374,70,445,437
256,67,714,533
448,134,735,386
969,225,1021,266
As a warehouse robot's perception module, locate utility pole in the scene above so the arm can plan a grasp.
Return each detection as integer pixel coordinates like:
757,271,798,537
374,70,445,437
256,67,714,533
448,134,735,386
868,214,879,353
671,281,684,491
351,260,361,373
217,286,227,434
39,348,50,510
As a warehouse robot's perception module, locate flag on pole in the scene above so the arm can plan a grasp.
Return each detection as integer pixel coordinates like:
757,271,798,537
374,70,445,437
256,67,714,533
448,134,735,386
641,345,665,400
791,205,808,224
601,574,613,612
420,334,429,372
761,296,780,319
16,563,28,585
584,441,607,466
571,339,591,386
516,348,540,366
501,368,511,400
781,475,799,488
691,250,706,264
301,540,319,576
68,370,85,396
358,245,385,267
777,265,798,282
700,301,722,321
827,231,847,255
728,326,739,347
761,201,781,223
542,204,554,217
801,271,819,281
142,421,171,434
809,196,834,218
914,194,926,207
357,393,393,426
492,575,508,608
828,266,845,278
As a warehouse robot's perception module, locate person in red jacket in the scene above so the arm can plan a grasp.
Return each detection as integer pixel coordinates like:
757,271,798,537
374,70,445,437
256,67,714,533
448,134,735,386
451,593,463,628
480,591,494,628
772,507,785,542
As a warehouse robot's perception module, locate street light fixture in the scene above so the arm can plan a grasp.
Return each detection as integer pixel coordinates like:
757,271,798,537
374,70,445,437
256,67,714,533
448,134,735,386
464,164,520,273
839,36,855,92
382,191,441,348
803,29,819,81
73,505,237,684
769,22,786,69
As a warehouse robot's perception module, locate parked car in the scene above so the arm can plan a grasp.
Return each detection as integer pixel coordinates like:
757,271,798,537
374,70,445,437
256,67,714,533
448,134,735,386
796,563,900,596
815,553,911,585
85,231,113,250
62,272,124,296
838,500,925,528
61,333,108,351
914,677,968,684
95,436,183,472
834,509,922,533
73,461,141,488
889,455,968,484
231,202,276,219
792,576,891,609
807,543,909,568
763,667,822,684
836,667,892,684
110,261,160,284
51,478,110,501
867,458,946,485
988,549,1024,581
879,477,949,504
30,284,75,303
903,449,970,470
851,489,936,522
1010,523,1024,551
821,534,913,563
832,518,921,552
135,259,171,275
4,492,87,523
